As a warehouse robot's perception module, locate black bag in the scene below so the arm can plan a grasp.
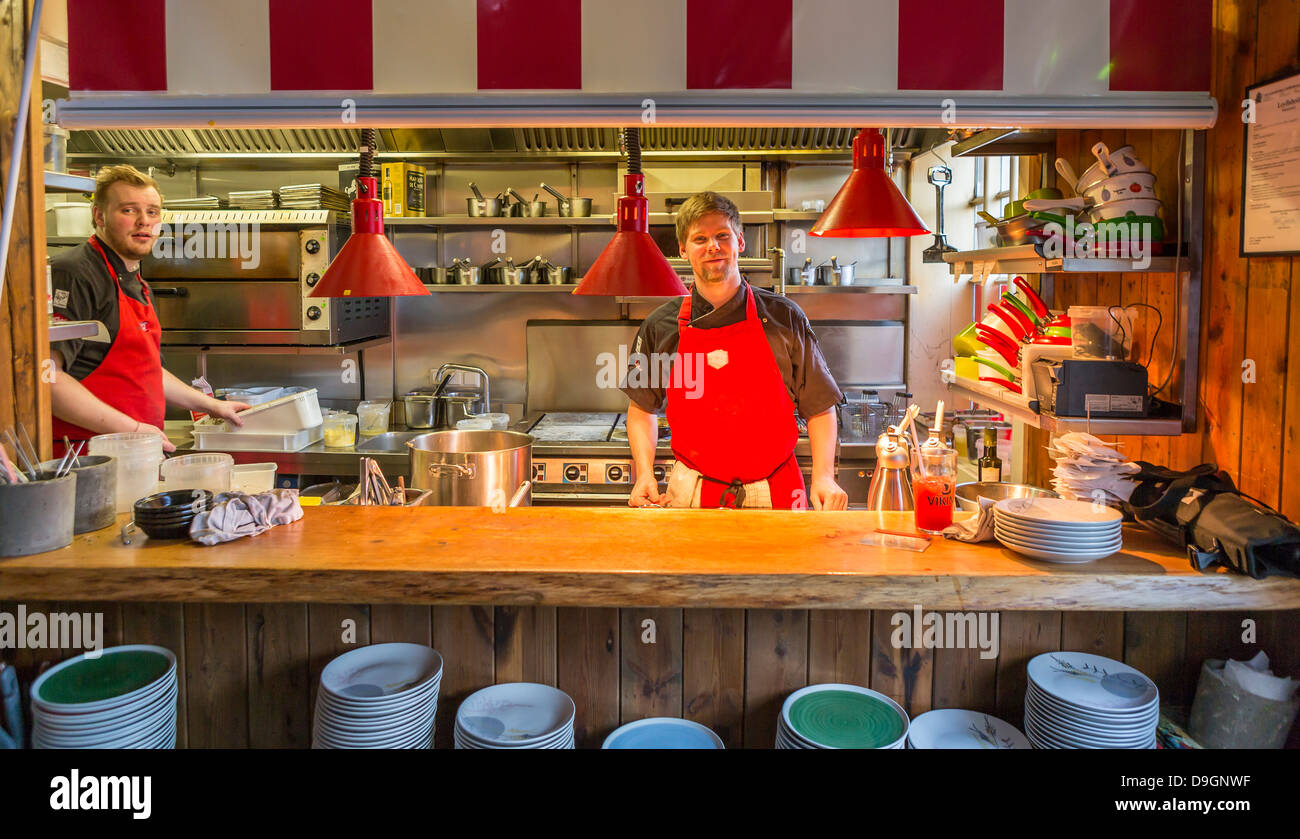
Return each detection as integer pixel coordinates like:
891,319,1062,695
1126,462,1300,579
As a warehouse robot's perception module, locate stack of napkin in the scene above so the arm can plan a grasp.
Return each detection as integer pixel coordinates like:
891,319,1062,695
1047,432,1139,505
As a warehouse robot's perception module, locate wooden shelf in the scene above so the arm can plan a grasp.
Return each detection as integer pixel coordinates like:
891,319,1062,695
947,377,1184,436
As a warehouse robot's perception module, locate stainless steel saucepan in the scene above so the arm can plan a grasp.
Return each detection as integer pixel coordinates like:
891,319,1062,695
540,182,592,217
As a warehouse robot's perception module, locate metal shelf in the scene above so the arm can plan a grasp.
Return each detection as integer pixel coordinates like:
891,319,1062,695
772,209,824,221
386,215,612,227
162,336,391,355
48,320,107,342
47,236,88,246
785,283,917,294
946,378,1184,436
44,171,95,194
943,244,1186,275
424,283,578,292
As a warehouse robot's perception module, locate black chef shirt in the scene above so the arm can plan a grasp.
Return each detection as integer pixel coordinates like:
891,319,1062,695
622,281,843,419
50,235,151,380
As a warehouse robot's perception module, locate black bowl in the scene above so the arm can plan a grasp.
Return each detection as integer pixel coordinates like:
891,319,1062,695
135,488,214,512
136,520,195,540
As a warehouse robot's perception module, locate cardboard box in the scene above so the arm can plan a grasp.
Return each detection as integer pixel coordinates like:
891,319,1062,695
382,162,426,217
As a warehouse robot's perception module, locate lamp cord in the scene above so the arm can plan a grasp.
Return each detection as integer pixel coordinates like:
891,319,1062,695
624,128,642,175
359,128,376,181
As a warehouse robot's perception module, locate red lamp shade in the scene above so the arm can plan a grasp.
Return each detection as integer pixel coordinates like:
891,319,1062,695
309,176,429,298
574,173,687,297
810,129,930,238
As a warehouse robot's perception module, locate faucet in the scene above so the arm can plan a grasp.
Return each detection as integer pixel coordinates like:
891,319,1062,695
433,362,490,412
768,246,786,297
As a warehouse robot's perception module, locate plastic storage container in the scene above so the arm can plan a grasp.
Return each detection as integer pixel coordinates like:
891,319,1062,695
89,432,163,513
51,202,93,237
1068,305,1134,360
357,400,392,435
192,423,322,451
322,412,358,448
225,388,322,433
160,453,233,493
232,462,277,494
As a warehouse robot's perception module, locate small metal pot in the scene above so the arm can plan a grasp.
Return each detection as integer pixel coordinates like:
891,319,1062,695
527,201,547,217
467,197,502,217
534,258,571,285
540,183,593,218
501,258,532,285
478,257,505,284
402,387,487,430
446,259,479,285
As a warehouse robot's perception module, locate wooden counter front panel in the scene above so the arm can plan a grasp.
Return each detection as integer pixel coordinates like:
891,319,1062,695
3,600,1296,749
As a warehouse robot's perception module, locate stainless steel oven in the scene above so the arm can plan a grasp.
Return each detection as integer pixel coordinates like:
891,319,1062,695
142,210,389,346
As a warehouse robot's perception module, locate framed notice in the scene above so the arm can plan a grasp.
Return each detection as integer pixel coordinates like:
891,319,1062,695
1242,69,1300,256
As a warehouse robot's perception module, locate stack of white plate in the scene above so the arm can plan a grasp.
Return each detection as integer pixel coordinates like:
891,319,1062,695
31,645,177,749
993,497,1123,562
1024,652,1159,749
312,643,442,749
906,709,1031,749
454,682,575,749
776,684,908,749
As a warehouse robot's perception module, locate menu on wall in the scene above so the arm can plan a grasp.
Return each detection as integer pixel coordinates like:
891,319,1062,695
1242,72,1300,255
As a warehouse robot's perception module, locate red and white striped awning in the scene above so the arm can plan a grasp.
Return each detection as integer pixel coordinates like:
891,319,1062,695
59,0,1216,129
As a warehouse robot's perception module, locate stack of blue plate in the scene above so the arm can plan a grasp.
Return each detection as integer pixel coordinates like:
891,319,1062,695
602,717,724,749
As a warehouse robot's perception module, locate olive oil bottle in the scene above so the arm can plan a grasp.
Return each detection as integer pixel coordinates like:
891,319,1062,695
979,428,1003,483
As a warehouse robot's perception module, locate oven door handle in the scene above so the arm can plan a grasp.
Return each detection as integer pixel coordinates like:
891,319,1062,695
150,286,189,297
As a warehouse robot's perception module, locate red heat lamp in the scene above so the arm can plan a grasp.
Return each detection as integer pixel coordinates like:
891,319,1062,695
810,128,930,239
574,128,687,297
310,132,428,299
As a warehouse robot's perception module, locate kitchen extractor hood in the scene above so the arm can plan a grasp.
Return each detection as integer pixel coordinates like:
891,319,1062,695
66,126,875,163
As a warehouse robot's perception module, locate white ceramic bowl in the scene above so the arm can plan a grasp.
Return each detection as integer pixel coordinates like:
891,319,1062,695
1084,171,1157,205
1091,197,1163,221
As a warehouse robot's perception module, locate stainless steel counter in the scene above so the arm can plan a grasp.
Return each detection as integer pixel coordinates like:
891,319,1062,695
169,413,876,482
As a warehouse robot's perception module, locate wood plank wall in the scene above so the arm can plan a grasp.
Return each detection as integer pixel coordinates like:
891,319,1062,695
1012,0,1300,747
0,0,52,461
2,601,1296,748
1022,0,1300,509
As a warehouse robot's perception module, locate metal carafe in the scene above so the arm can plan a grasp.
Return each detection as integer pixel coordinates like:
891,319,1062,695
865,430,914,511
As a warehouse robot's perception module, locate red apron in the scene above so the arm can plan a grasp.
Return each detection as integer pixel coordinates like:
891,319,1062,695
51,237,165,455
666,285,806,509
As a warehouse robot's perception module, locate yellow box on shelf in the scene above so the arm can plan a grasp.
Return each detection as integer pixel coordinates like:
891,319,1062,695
381,163,426,217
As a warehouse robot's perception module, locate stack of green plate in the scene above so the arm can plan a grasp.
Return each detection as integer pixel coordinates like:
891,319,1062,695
31,645,178,749
777,684,909,749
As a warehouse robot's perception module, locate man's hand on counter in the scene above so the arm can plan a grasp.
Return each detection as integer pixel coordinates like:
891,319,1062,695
809,475,849,511
628,474,664,507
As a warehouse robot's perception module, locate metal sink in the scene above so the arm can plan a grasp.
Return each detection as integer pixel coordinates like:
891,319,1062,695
354,431,429,452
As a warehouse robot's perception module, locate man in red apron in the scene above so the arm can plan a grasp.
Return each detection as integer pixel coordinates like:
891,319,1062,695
49,165,248,455
623,192,849,510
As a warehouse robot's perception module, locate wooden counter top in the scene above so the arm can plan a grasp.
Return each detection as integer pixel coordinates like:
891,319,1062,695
2,507,1297,610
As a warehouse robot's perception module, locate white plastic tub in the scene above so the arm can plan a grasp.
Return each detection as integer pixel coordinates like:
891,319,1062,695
51,202,93,237
225,388,322,433
193,424,322,452
232,463,277,493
